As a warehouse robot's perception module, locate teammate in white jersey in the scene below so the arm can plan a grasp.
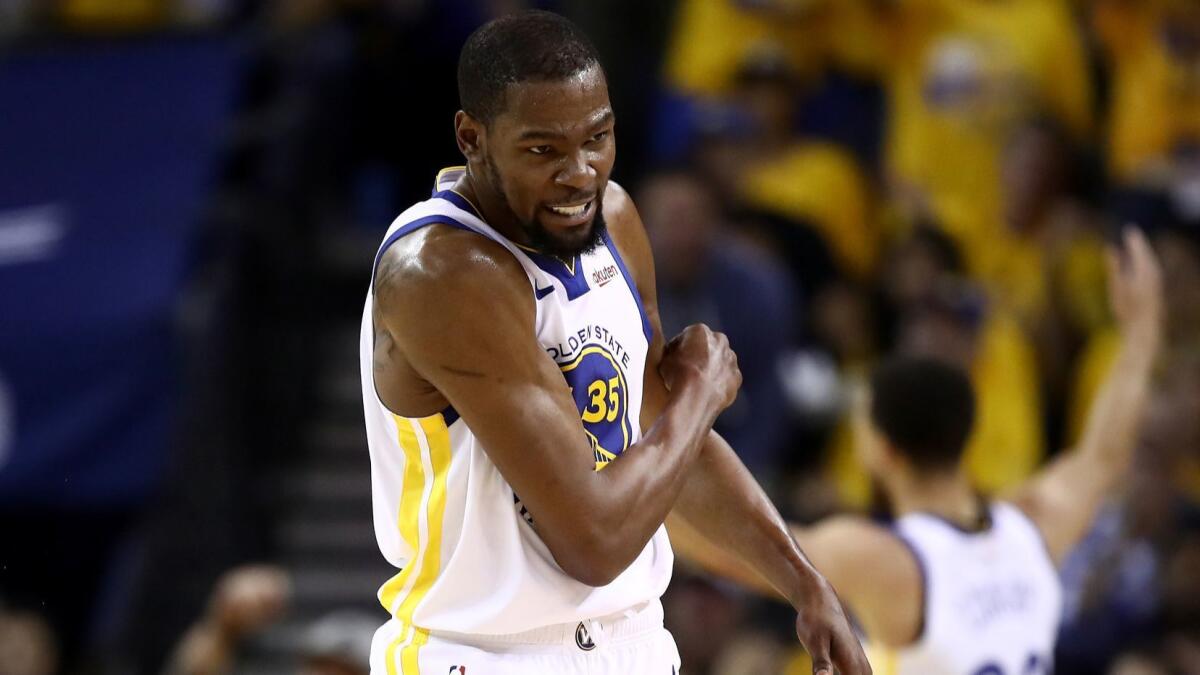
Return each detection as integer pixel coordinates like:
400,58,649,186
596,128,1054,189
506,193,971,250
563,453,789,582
361,10,870,675
674,227,1164,674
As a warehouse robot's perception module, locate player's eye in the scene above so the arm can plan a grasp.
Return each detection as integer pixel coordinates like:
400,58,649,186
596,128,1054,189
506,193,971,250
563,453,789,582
528,145,552,156
589,131,609,144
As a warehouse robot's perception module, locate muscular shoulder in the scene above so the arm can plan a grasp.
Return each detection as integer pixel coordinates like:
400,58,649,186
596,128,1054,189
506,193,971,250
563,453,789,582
807,515,907,560
374,223,531,316
822,515,920,586
802,515,925,647
602,179,636,224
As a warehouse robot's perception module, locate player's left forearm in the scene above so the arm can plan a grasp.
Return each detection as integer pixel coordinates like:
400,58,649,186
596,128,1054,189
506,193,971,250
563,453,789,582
1076,327,1158,475
670,431,827,608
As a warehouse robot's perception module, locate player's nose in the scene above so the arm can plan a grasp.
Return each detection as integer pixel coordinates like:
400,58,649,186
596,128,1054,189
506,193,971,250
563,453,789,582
554,150,595,191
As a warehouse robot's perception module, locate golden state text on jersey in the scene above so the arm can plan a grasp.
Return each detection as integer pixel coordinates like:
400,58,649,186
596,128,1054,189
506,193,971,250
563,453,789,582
552,328,635,470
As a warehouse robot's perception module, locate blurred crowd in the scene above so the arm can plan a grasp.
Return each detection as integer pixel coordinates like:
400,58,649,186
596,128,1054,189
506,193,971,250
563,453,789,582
1,0,1199,673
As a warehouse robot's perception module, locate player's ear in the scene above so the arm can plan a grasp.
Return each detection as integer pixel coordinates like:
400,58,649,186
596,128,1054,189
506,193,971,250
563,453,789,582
455,110,485,162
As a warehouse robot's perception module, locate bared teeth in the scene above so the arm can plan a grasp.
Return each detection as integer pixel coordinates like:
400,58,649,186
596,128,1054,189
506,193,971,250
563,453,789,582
550,202,589,216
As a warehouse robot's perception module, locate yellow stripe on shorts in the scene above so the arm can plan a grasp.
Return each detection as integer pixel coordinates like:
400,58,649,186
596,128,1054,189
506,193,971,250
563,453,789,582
384,623,413,675
400,627,431,674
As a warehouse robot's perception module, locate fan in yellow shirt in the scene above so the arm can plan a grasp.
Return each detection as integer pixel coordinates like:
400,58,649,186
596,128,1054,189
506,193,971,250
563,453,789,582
668,0,1100,316
1092,0,1200,187
870,0,1094,311
663,0,840,98
731,52,878,279
682,47,879,282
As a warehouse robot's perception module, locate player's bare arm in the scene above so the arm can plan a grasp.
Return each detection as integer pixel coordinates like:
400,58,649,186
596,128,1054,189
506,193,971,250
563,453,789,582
1010,226,1164,564
372,221,741,587
603,182,872,675
672,509,924,650
666,384,922,649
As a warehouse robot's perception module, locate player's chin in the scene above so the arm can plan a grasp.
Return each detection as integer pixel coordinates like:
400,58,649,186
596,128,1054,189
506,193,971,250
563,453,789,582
533,227,597,260
538,215,596,246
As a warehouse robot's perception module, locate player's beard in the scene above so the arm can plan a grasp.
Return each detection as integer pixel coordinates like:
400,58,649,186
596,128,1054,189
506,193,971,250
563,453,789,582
484,154,607,260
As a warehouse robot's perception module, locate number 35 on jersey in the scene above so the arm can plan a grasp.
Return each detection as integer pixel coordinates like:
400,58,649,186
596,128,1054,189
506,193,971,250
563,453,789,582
560,345,632,470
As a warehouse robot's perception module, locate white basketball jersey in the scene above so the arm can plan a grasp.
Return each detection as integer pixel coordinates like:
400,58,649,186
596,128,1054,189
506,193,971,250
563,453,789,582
360,167,673,636
870,502,1063,675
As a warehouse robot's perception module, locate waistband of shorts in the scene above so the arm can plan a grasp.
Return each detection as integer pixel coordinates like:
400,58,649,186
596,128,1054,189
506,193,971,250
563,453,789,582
429,600,664,649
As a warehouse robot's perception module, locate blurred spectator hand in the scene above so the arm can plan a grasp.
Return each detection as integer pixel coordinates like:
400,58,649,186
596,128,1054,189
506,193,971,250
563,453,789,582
0,610,57,675
208,564,291,639
166,565,291,675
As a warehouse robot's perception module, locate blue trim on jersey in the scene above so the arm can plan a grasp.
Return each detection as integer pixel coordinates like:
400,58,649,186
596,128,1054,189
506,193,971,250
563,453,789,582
891,529,929,643
523,250,591,300
370,214,475,291
442,404,459,426
600,229,654,342
433,190,483,219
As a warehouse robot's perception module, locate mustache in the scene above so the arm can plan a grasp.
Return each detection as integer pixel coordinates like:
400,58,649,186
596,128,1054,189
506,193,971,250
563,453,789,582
546,191,599,207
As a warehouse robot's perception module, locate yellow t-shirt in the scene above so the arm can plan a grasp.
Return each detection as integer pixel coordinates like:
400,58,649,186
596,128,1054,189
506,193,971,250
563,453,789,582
1092,0,1200,183
663,0,833,97
58,0,169,28
986,219,1108,329
739,142,878,279
664,0,893,96
965,308,1045,493
1056,231,1111,335
880,0,1093,302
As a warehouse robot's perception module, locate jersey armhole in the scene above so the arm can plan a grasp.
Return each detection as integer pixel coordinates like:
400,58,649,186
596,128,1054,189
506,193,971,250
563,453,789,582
890,530,929,646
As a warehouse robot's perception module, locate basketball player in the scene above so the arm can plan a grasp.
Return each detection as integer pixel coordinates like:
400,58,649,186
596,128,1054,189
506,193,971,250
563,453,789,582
360,11,871,675
673,227,1163,674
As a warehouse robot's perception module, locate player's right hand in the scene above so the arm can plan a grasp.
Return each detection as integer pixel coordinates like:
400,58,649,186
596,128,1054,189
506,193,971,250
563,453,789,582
1106,226,1163,343
659,324,742,414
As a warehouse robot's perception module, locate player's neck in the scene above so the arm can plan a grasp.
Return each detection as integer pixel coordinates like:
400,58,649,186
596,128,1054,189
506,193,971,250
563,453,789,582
888,468,983,527
455,170,533,249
